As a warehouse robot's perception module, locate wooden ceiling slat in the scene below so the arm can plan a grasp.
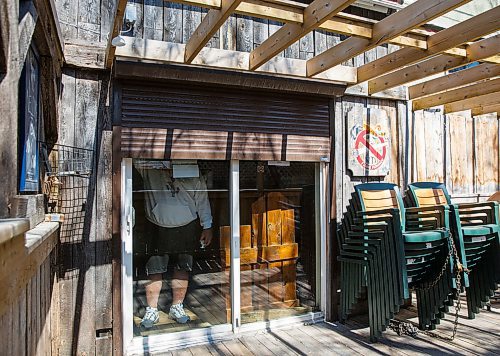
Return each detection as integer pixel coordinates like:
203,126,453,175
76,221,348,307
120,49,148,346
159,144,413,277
248,0,356,71
443,91,500,114
367,34,500,94
184,0,243,63
357,6,500,83
409,63,500,100
305,0,470,77
412,78,500,110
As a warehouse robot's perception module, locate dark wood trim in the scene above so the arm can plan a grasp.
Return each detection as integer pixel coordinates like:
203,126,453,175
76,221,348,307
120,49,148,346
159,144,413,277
329,97,340,322
114,61,346,98
111,80,123,354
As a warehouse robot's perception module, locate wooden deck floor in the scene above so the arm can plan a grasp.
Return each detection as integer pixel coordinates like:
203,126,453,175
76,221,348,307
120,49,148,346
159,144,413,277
154,296,500,355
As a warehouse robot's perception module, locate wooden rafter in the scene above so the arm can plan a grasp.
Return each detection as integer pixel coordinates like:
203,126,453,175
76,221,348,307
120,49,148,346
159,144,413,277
105,0,128,69
185,0,243,63
357,6,500,83
412,78,500,110
409,63,500,100
249,0,356,71
165,0,444,51
443,91,500,114
471,104,500,116
368,55,468,95
306,0,470,77
367,35,500,93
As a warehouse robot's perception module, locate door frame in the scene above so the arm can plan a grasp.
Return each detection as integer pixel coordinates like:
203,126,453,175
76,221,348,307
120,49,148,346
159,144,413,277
120,159,329,354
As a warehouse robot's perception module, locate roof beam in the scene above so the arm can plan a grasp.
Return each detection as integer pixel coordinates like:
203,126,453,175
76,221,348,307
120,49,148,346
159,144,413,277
357,6,500,83
249,0,356,70
412,78,500,110
369,55,468,95
306,0,470,77
367,35,500,93
471,104,500,116
167,0,433,49
105,0,128,69
409,63,500,100
443,91,500,114
185,0,243,63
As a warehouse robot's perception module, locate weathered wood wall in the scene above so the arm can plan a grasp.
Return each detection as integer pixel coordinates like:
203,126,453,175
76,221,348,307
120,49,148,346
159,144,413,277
124,1,401,64
56,68,113,356
0,226,59,356
412,110,499,203
0,1,24,217
332,97,408,220
51,1,500,353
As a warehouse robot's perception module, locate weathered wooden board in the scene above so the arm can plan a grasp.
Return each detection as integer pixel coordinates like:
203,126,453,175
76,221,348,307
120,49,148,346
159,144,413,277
474,113,499,194
447,112,474,195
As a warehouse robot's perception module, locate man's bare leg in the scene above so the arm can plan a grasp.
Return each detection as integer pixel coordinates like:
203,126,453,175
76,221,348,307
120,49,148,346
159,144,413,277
172,269,189,304
145,273,163,308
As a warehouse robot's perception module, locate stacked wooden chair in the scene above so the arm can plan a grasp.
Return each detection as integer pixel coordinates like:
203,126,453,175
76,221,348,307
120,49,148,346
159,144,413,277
337,183,457,341
406,182,500,319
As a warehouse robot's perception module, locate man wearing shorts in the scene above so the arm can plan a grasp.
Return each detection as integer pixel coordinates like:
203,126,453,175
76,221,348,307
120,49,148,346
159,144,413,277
136,160,212,328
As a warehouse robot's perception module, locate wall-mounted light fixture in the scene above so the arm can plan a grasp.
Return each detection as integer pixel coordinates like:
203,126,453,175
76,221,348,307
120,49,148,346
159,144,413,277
110,3,137,47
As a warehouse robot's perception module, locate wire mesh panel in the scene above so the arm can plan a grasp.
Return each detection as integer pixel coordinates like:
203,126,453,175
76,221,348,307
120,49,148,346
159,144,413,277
40,143,95,264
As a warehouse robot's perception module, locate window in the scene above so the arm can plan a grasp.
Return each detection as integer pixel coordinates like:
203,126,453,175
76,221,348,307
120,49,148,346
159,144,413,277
18,45,41,192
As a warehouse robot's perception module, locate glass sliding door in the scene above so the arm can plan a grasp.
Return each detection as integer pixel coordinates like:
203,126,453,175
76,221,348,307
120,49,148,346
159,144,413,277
131,159,230,336
238,161,319,324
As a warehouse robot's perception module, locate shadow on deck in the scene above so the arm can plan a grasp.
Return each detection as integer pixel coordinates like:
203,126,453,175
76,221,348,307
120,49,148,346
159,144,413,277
166,295,500,355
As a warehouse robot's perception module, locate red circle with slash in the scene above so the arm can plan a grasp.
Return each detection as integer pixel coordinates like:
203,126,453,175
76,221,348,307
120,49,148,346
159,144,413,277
354,129,387,170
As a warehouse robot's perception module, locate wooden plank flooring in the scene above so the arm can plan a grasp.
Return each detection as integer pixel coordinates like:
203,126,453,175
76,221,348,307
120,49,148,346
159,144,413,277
150,296,500,355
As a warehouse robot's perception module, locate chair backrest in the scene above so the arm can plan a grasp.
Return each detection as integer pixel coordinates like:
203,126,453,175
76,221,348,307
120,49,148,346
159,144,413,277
408,182,451,207
488,191,500,202
354,183,405,226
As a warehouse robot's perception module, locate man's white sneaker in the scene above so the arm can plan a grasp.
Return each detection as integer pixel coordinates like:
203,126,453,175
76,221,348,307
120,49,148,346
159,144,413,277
169,303,190,324
140,306,159,328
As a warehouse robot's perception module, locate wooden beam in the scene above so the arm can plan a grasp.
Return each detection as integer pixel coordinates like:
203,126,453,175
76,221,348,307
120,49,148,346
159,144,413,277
368,55,468,94
443,91,500,114
105,0,128,69
167,0,433,49
413,78,500,110
367,34,500,93
466,34,500,62
116,37,356,83
249,0,356,70
65,41,107,70
358,6,500,83
471,104,500,116
409,63,500,100
185,0,243,63
306,0,470,77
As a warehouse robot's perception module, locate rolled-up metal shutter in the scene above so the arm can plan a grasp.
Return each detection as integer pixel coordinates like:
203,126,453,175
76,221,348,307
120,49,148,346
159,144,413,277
119,81,331,161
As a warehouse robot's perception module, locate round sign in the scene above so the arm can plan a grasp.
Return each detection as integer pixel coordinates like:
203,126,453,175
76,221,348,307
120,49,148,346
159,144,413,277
354,129,387,170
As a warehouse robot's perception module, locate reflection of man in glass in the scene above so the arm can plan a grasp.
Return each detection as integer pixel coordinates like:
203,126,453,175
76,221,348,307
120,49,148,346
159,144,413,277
136,160,213,328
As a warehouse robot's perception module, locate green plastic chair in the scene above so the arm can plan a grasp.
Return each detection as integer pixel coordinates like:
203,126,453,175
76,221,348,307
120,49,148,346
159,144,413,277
337,182,456,341
407,182,500,319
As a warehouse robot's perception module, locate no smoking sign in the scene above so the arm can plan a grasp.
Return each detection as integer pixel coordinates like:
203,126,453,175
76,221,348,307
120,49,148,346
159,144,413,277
347,108,391,176
354,129,388,170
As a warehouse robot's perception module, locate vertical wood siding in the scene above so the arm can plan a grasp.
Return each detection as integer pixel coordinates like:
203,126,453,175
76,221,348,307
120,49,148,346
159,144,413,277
333,96,408,220
54,0,400,66
411,110,499,203
56,69,113,356
0,235,58,356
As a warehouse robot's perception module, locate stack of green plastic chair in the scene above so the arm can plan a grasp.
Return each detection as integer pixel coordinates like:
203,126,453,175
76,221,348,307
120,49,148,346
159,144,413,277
407,182,500,319
337,183,457,341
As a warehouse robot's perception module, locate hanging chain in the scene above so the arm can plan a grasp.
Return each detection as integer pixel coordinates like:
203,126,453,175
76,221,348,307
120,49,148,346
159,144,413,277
388,229,470,341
